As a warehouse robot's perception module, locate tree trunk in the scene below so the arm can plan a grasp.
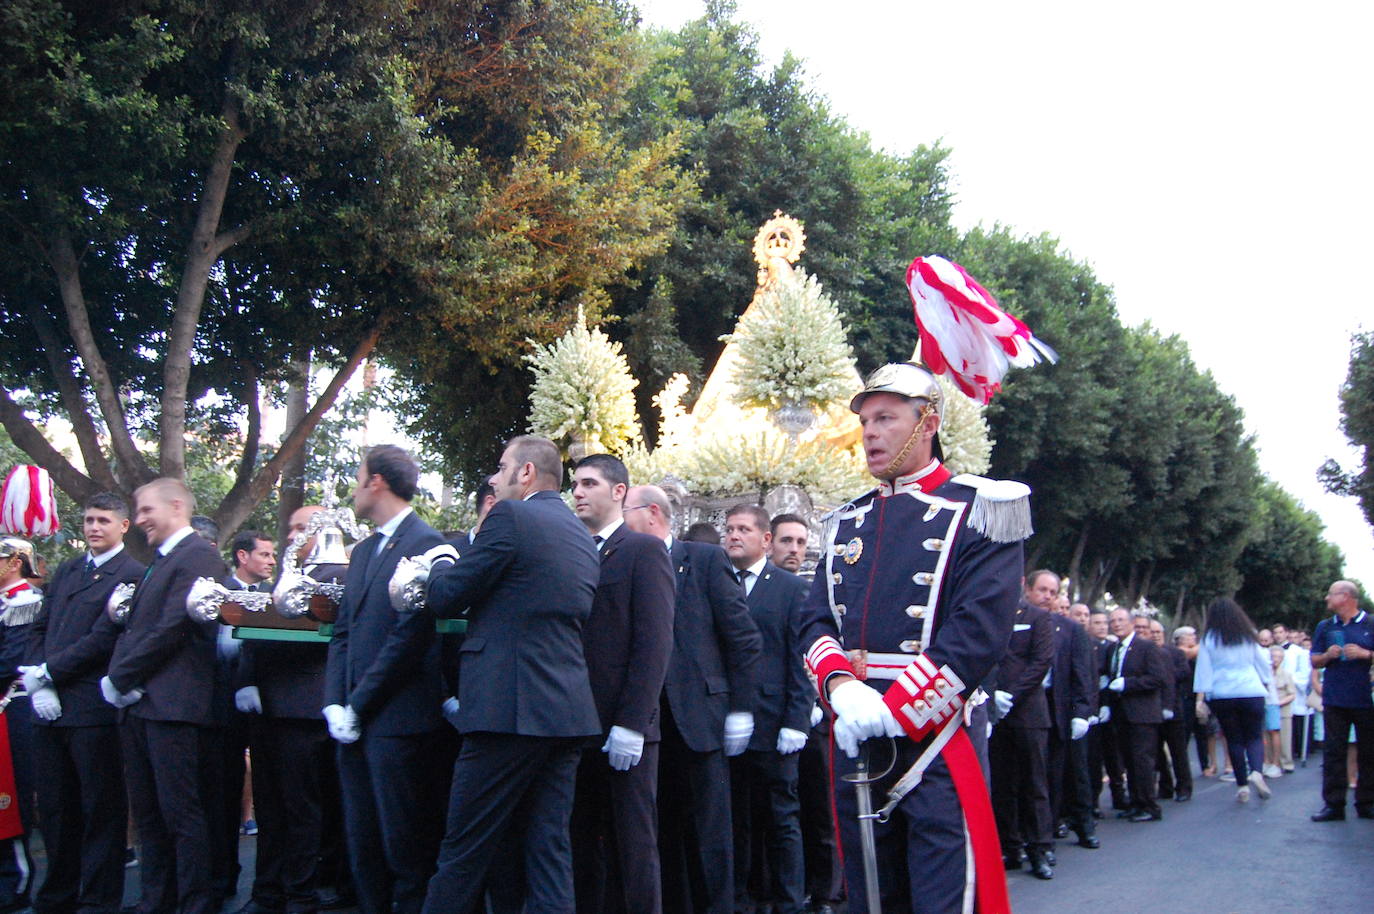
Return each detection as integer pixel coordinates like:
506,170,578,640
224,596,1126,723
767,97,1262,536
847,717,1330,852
160,99,249,480
277,356,311,543
1066,523,1090,602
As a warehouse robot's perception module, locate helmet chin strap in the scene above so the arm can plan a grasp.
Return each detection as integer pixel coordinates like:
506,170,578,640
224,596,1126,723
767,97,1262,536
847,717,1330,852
879,403,937,480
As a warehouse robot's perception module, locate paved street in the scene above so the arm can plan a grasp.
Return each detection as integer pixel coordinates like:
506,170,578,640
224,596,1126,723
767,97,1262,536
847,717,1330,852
30,748,1361,913
1009,754,1371,914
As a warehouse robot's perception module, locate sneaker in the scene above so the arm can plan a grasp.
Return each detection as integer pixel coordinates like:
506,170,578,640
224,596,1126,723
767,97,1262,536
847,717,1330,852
1237,785,1251,802
1219,772,1235,783
1248,770,1271,800
1263,764,1283,779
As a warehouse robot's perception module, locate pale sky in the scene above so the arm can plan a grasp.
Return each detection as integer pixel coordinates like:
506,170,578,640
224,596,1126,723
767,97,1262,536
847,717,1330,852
638,0,1374,589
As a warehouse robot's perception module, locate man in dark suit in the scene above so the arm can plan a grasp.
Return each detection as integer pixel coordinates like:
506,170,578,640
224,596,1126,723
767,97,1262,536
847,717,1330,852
990,589,1056,880
24,493,144,914
1035,577,1098,852
723,504,810,914
623,484,761,914
565,454,675,914
207,529,276,906
1150,618,1193,802
234,506,343,914
103,478,233,914
418,435,599,913
324,446,452,914
1102,609,1172,822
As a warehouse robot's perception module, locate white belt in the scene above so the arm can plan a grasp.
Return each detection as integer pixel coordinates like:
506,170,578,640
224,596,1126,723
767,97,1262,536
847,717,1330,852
858,652,921,680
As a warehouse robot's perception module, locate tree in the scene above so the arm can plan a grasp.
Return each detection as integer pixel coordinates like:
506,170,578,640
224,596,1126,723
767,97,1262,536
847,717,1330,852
1322,330,1374,529
1236,480,1345,628
0,1,691,545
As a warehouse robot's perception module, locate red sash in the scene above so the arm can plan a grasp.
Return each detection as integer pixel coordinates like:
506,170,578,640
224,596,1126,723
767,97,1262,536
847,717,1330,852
0,711,22,840
943,726,1009,914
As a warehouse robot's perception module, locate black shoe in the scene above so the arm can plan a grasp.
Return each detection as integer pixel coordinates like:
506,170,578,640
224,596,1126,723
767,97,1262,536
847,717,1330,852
1115,808,1139,819
1311,806,1346,822
1025,850,1054,880
1053,822,1069,839
1044,849,1057,866
1002,848,1026,870
1074,829,1101,849
1091,807,1104,820
1174,790,1192,802
317,891,358,910
1356,804,1374,819
811,906,837,914
1127,809,1162,822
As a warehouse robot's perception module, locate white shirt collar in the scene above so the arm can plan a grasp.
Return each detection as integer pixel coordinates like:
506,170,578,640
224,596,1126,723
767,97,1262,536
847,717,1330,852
90,543,124,567
663,534,674,551
1120,632,1135,650
231,574,258,590
740,555,768,579
375,506,414,539
594,519,624,543
159,526,196,556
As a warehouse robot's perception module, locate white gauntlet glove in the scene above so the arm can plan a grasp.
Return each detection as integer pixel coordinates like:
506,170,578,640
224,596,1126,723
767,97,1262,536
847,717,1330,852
723,711,754,756
602,725,646,771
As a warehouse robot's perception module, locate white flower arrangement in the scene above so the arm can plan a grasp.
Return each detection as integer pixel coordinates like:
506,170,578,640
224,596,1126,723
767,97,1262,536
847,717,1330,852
725,271,856,412
935,374,993,476
525,306,641,455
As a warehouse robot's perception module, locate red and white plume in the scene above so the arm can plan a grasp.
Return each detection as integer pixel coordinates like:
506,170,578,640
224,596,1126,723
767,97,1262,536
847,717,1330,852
906,255,1057,404
1,465,60,537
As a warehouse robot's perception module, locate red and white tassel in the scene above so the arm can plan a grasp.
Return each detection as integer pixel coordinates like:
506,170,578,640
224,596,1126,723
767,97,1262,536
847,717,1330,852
1,465,60,536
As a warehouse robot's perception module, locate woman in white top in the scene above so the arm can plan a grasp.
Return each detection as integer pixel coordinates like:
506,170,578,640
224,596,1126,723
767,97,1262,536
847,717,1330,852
1194,598,1274,802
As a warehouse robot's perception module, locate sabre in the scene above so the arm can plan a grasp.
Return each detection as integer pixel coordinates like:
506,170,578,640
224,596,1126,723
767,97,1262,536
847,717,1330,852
841,737,897,914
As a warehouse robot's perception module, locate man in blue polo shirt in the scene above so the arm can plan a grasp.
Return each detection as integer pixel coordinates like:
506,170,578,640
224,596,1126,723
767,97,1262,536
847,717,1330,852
1309,580,1374,822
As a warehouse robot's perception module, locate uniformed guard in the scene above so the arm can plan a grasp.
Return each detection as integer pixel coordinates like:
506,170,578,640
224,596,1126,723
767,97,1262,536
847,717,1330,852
798,255,1055,914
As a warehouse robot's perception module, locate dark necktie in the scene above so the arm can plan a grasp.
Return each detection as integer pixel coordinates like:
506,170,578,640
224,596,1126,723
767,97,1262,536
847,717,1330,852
84,557,97,578
593,535,605,551
736,569,751,589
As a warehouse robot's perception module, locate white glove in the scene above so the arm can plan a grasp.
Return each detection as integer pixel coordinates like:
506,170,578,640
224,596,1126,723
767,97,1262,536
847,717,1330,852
828,679,904,746
1087,714,1099,726
30,685,62,721
602,725,646,771
1070,717,1089,740
1108,677,1125,692
810,702,824,728
323,704,360,743
235,686,262,714
422,544,460,570
1099,674,1109,690
834,714,862,758
777,727,807,754
1162,708,1175,720
442,696,461,730
19,663,49,694
99,675,144,708
723,711,754,756
994,690,1014,717
1097,706,1112,724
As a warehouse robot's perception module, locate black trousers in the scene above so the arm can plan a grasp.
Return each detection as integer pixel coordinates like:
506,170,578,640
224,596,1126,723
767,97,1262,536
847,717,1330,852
990,725,1051,851
422,732,581,914
835,741,968,914
203,707,250,901
797,723,841,906
1321,705,1374,808
338,729,451,914
730,748,804,914
1156,717,1193,797
121,716,215,914
1210,697,1263,782
570,741,662,914
657,709,733,914
250,718,332,912
1049,730,1094,830
33,723,126,914
1113,720,1160,816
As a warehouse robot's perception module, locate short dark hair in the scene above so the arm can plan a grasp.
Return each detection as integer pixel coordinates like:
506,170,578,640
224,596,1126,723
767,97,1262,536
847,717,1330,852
505,435,563,488
474,481,495,506
575,454,630,493
1025,569,1059,590
770,512,807,535
725,504,770,532
364,445,420,501
229,530,271,568
190,514,219,545
84,492,129,519
683,522,720,544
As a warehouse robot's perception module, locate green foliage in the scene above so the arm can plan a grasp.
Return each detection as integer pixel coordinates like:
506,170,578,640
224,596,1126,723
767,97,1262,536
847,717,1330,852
1325,330,1374,529
1236,480,1345,628
726,272,854,411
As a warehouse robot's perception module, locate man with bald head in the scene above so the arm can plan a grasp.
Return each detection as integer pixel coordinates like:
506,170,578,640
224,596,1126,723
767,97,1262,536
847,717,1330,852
1310,580,1374,821
104,478,231,914
624,484,761,914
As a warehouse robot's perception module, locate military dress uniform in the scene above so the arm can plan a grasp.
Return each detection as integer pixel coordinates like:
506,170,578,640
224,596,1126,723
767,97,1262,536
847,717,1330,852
800,461,1024,914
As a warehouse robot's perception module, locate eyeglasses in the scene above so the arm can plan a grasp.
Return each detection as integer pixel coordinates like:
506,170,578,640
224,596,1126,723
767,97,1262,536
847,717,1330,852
624,505,651,512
